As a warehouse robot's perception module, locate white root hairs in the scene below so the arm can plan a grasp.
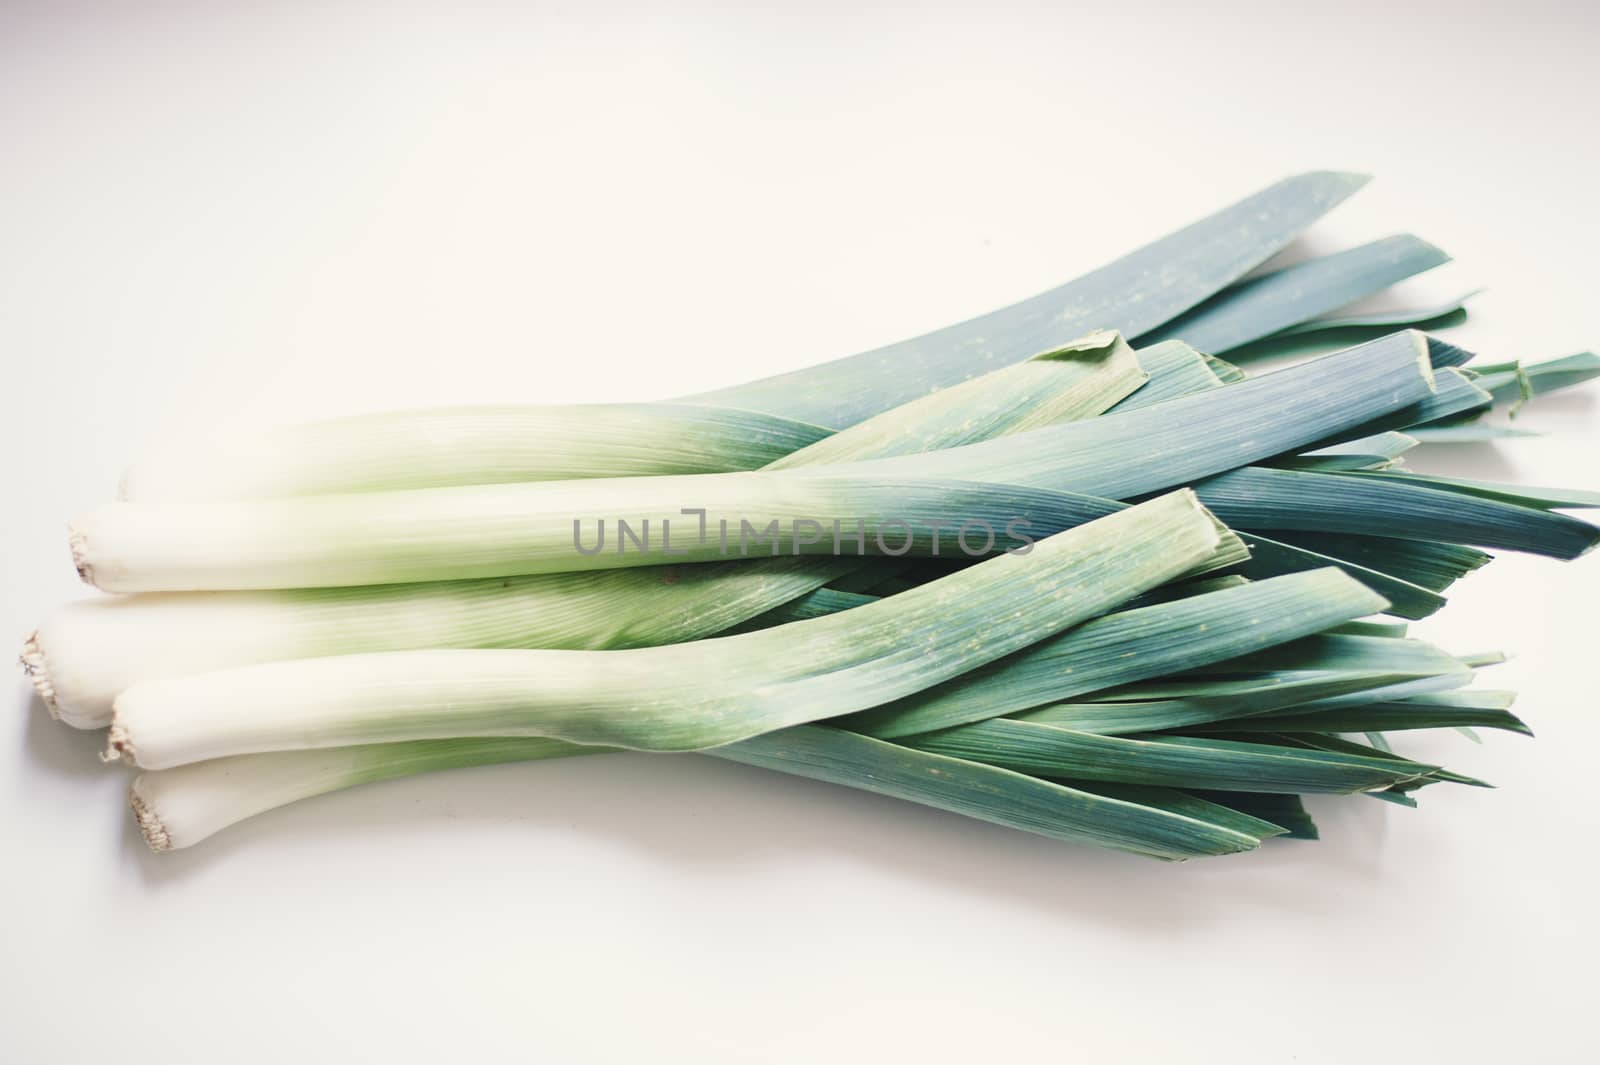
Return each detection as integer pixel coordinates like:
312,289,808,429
128,782,173,853
19,633,60,719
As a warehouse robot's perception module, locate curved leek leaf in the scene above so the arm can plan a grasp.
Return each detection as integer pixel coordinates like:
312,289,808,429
1281,291,1482,336
714,727,1264,859
905,723,1438,794
1235,532,1447,620
843,568,1386,739
1195,466,1599,559
1184,696,1532,737
1140,235,1449,354
1267,532,1491,592
684,172,1368,427
1014,671,1453,735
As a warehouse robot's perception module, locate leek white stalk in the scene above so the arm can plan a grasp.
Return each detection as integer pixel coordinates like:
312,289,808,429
106,491,1224,768
131,738,601,851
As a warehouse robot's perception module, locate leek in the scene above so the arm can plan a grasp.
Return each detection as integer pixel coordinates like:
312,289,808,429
103,565,1386,772
129,727,1269,859
120,596,1470,852
114,570,1485,851
111,566,1391,849
69,331,1436,593
19,169,1598,867
106,491,1225,769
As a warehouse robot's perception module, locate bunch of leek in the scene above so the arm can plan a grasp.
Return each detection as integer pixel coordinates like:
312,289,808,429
20,171,1599,861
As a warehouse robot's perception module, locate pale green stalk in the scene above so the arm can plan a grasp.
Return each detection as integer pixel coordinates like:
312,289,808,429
765,331,1145,467
122,332,1142,502
1103,341,1220,411
130,738,602,851
120,404,833,502
1194,466,1600,559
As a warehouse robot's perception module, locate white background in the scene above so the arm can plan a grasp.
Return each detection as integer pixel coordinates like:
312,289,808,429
4,3,1597,1062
